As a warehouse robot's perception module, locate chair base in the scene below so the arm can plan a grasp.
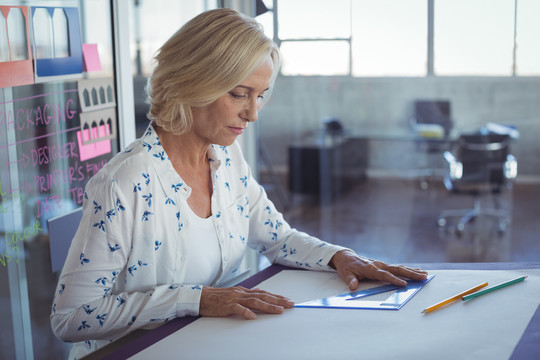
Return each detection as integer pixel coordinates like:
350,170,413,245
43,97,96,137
407,168,446,190
438,197,509,236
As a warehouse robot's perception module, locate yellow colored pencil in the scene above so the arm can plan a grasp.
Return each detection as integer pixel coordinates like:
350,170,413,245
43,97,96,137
421,282,489,314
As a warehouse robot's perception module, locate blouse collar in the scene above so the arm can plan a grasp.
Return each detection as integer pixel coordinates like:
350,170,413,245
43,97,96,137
141,123,223,173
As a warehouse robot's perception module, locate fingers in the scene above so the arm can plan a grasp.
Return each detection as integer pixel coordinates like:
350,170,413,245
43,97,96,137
200,286,295,320
384,264,429,281
375,268,408,286
235,296,288,319
334,253,429,288
342,272,359,290
364,261,428,286
230,303,257,320
248,287,295,309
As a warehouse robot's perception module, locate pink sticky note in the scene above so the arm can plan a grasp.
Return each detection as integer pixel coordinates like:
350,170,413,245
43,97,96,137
77,124,111,161
82,43,102,72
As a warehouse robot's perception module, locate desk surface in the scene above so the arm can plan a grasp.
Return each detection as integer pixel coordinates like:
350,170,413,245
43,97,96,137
289,130,456,148
90,262,540,360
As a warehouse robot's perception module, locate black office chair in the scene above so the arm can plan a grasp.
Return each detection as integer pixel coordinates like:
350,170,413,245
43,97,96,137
413,100,453,140
410,100,454,189
437,133,517,236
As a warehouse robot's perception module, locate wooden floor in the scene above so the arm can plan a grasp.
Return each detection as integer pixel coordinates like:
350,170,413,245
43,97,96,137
263,176,540,265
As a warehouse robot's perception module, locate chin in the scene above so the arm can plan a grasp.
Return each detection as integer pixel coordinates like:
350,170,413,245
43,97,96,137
215,137,237,147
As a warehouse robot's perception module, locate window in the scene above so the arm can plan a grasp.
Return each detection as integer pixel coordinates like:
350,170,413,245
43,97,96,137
515,0,540,75
129,0,218,137
271,0,539,77
434,0,515,76
281,40,350,75
130,0,217,77
278,0,350,39
352,0,426,77
256,1,540,270
277,0,351,76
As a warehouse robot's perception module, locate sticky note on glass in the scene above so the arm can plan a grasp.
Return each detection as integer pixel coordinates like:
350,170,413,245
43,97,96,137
82,43,102,72
77,124,111,161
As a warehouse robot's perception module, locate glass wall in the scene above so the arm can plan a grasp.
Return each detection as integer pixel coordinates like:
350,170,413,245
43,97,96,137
125,0,540,301
256,0,540,265
129,0,218,137
0,1,119,358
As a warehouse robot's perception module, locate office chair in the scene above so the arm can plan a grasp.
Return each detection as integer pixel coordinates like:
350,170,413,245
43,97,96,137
48,207,83,272
413,100,453,139
437,133,517,236
410,100,453,189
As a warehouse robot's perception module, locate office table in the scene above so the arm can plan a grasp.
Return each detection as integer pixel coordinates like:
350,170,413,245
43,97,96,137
88,262,540,360
288,137,367,201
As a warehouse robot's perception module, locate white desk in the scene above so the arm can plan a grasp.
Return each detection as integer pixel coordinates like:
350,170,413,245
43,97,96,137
89,263,540,360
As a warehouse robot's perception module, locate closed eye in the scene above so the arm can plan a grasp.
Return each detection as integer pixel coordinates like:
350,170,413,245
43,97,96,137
229,92,247,99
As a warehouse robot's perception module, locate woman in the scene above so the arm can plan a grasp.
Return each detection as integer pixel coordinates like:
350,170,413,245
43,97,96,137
51,8,427,359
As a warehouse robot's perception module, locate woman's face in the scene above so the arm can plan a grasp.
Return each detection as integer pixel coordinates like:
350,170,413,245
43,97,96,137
191,56,274,147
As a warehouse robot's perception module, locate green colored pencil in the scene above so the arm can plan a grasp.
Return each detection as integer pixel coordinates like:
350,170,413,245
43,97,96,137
462,276,527,301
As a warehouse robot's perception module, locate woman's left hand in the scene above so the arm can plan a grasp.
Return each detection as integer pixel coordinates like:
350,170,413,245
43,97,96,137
329,250,428,290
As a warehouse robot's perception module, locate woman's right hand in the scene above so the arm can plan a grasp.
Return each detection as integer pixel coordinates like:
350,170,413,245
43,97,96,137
199,286,295,320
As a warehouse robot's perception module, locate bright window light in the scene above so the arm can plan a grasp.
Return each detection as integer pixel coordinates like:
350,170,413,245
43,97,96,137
434,0,515,76
515,0,540,75
256,11,274,40
280,40,349,76
352,0,427,77
278,0,350,39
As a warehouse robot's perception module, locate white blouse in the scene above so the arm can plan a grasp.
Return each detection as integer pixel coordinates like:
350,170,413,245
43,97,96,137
50,124,348,359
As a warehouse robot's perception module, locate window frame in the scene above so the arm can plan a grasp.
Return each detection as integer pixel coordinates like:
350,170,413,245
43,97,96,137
270,0,537,78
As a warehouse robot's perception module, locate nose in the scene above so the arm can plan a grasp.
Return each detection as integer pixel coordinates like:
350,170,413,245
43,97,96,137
243,96,259,123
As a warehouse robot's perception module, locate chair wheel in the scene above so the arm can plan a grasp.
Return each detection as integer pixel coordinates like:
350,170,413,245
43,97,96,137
498,221,507,234
456,223,465,236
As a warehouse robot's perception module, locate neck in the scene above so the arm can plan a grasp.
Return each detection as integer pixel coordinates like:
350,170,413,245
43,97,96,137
155,126,209,169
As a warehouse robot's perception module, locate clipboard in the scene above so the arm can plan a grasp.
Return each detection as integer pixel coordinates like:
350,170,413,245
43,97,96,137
295,275,434,310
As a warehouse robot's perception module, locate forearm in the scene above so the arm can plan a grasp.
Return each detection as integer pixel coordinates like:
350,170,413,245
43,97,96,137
51,284,201,342
246,180,349,270
271,232,349,270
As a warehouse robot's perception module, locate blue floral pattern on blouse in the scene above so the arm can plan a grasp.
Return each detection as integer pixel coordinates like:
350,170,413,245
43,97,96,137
51,124,346,359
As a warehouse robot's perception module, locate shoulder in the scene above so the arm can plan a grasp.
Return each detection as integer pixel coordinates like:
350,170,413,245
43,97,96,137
86,139,159,193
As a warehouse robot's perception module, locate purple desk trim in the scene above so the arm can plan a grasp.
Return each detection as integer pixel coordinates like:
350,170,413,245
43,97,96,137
92,263,539,360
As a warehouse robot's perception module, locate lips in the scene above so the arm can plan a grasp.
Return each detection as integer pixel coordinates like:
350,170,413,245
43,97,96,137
228,126,245,135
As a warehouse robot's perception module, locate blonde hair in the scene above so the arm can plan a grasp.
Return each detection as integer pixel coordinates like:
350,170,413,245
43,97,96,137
147,8,281,135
